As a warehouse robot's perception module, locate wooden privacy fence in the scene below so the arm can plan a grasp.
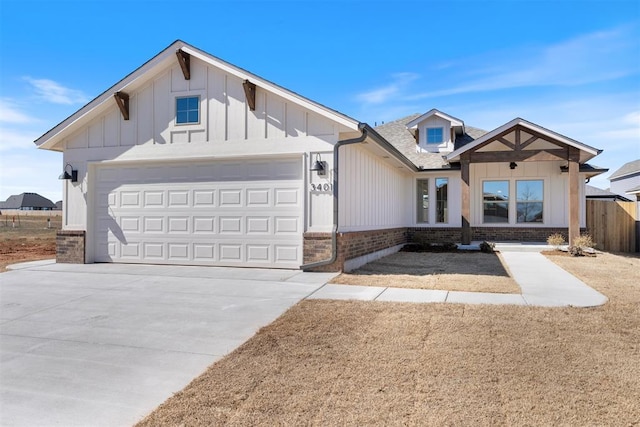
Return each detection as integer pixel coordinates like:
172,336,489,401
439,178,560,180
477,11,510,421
586,200,637,252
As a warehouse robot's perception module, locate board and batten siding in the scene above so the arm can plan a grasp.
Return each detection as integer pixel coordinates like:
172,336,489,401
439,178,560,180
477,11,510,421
338,144,412,231
470,161,586,227
59,56,344,232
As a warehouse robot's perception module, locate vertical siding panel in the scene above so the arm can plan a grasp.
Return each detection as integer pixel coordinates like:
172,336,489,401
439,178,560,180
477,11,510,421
154,72,170,145
120,95,135,146
104,109,119,147
286,104,306,137
266,94,286,139
189,60,206,91
88,118,103,148
247,90,265,140
137,84,153,145
171,66,188,92
226,76,246,141
207,67,225,141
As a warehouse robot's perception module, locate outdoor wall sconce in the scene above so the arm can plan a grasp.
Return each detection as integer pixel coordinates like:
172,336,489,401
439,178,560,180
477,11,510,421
509,162,518,170
58,163,78,182
310,153,327,177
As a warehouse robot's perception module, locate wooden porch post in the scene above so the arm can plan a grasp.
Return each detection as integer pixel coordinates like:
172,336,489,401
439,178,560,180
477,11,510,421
568,147,580,246
461,157,471,245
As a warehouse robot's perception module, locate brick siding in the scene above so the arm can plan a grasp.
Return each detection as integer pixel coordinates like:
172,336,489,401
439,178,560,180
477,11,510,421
56,230,86,263
303,228,407,272
304,225,582,271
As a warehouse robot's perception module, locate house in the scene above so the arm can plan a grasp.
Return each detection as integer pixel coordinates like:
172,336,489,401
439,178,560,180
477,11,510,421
34,41,605,270
609,159,640,201
585,185,630,202
0,192,57,211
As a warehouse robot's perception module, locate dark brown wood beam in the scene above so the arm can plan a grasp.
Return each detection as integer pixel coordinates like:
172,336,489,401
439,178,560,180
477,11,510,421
415,128,419,144
520,135,539,149
468,148,568,163
497,137,516,150
113,91,129,120
243,80,256,111
461,157,471,245
176,49,190,80
515,128,522,150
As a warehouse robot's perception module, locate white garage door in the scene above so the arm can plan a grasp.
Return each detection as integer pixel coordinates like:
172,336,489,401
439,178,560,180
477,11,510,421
94,158,303,268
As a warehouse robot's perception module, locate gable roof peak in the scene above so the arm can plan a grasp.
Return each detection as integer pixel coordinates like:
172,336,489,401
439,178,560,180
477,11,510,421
405,109,465,129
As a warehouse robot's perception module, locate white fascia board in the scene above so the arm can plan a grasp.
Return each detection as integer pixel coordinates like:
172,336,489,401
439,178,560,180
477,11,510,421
405,109,464,129
179,46,360,131
446,118,602,162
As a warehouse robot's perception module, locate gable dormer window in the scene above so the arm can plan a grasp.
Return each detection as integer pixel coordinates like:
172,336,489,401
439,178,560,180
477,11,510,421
176,96,200,124
426,127,443,144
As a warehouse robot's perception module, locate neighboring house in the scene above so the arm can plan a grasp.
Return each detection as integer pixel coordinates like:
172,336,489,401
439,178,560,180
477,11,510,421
34,40,606,270
55,201,63,210
0,192,57,211
609,159,640,201
585,185,630,202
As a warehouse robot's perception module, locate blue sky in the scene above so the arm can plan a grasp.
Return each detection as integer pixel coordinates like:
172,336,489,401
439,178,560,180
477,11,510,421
1,0,639,203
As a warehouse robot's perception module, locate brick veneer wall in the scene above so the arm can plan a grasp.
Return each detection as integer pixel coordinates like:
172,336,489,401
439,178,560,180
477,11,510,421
408,226,585,244
470,227,584,242
56,230,86,263
303,228,407,272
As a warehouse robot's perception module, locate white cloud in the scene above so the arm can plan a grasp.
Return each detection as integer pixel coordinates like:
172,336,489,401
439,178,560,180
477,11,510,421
24,77,89,105
408,25,640,100
356,72,419,105
0,126,39,151
0,99,33,124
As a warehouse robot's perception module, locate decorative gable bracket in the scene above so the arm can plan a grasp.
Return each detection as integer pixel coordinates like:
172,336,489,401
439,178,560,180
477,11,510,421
113,91,129,120
243,80,257,111
176,49,191,80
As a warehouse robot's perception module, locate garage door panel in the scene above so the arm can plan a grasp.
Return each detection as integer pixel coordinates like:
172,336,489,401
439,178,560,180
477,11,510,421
95,159,302,268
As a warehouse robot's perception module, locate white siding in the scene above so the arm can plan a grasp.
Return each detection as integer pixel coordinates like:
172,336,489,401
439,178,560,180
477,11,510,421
59,56,344,232
338,144,412,231
471,161,586,227
418,116,453,153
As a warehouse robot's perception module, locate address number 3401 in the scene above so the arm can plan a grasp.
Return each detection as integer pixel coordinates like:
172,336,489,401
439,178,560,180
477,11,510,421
310,183,333,192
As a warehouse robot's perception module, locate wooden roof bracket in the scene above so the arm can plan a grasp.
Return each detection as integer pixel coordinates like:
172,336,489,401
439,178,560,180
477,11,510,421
176,49,191,80
113,91,130,120
414,128,419,144
243,80,257,111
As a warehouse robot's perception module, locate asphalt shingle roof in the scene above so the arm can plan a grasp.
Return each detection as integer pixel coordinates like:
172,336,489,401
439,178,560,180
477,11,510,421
374,114,487,169
609,159,640,180
0,193,57,210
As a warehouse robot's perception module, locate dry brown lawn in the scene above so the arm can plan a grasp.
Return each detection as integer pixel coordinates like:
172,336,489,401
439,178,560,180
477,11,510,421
0,215,60,272
331,251,520,293
138,251,640,426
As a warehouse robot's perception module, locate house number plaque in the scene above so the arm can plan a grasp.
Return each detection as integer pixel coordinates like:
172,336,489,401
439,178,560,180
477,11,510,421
310,183,332,192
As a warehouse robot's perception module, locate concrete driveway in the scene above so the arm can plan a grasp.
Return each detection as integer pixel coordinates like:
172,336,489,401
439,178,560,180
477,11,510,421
0,261,335,426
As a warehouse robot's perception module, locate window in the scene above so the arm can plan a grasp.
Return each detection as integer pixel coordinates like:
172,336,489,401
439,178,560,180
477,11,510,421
517,180,543,223
176,96,200,124
417,179,429,223
436,178,448,223
426,127,443,144
483,181,509,223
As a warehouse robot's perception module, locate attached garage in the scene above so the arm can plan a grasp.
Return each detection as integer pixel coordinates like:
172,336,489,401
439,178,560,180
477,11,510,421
92,157,304,268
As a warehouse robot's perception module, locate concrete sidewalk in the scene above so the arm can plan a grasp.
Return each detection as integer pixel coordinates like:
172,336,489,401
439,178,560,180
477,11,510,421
308,246,608,308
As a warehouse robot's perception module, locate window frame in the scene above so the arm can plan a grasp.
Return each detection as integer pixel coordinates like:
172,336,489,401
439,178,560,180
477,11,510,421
175,95,201,125
435,177,448,223
426,127,444,144
482,180,510,224
416,178,429,224
516,179,544,223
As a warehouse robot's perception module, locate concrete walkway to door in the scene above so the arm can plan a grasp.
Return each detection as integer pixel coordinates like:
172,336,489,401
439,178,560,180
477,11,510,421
307,243,608,307
0,261,335,427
